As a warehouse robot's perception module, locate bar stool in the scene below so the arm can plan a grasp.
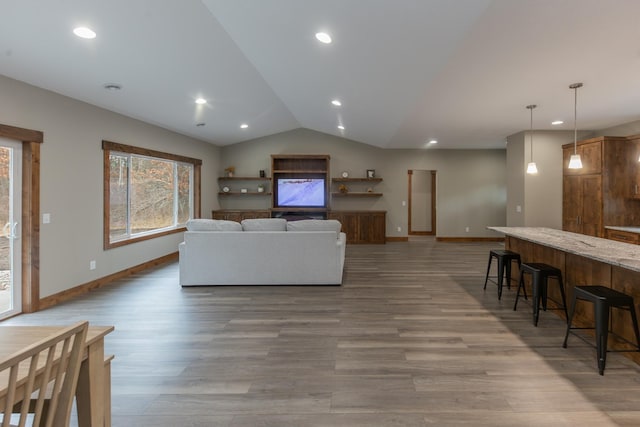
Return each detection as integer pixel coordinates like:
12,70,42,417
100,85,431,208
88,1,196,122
563,285,640,375
483,249,521,300
513,263,568,326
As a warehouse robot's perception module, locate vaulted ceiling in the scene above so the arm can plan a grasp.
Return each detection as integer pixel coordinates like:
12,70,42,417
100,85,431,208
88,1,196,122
2,0,640,149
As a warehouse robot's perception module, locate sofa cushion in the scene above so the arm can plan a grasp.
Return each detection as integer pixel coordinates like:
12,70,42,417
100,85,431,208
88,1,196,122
286,219,342,235
241,218,287,231
186,219,242,231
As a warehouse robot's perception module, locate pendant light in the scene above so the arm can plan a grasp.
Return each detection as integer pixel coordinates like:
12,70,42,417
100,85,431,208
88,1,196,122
526,104,538,175
568,82,583,169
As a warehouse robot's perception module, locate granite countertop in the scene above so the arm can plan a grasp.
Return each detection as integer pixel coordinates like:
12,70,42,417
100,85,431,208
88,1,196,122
605,226,640,233
487,226,640,273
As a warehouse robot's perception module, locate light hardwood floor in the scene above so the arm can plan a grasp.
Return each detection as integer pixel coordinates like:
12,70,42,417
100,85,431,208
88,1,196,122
4,238,640,426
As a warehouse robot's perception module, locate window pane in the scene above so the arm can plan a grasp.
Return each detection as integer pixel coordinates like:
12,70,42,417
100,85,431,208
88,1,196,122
130,156,174,234
177,163,192,225
109,154,128,241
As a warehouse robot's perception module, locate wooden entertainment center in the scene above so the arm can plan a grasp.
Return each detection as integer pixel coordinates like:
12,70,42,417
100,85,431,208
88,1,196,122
213,154,386,243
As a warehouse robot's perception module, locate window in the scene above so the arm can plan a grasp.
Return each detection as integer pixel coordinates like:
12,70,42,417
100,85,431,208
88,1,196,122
103,141,201,249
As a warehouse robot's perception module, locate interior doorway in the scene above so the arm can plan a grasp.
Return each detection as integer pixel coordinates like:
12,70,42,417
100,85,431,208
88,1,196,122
0,138,22,319
408,170,436,236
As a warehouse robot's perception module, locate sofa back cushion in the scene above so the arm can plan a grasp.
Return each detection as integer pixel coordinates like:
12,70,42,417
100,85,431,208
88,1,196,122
286,219,342,236
241,218,287,231
186,219,242,231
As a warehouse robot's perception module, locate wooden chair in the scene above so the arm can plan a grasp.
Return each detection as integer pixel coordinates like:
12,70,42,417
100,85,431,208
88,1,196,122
0,321,88,427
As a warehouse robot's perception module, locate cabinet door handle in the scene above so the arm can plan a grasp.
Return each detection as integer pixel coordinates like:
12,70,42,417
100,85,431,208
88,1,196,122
635,184,638,195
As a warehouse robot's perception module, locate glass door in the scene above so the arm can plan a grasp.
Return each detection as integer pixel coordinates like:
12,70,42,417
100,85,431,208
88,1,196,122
0,138,21,319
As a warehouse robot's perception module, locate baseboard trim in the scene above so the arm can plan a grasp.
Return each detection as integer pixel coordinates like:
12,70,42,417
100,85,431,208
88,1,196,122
436,237,505,243
39,252,178,310
386,237,409,242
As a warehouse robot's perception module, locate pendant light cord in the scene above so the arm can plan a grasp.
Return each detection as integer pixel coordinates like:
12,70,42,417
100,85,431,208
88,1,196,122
570,82,583,155
574,86,578,154
530,106,534,161
526,104,536,163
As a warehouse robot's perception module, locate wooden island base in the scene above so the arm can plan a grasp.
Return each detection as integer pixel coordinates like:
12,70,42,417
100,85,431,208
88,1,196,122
490,227,640,365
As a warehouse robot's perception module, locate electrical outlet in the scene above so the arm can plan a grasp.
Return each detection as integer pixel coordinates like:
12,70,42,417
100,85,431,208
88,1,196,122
43,213,51,224
89,260,96,270
465,227,470,232
516,205,522,213
397,226,402,232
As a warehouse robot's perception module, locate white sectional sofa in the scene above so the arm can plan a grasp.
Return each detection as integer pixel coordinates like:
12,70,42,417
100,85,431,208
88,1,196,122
179,218,346,286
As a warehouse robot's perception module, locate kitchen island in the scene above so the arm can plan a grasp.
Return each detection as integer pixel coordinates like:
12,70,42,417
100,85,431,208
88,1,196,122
488,226,640,364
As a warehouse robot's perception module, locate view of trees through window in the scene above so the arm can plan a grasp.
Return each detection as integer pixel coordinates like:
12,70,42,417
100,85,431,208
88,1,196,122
108,151,194,244
0,148,10,287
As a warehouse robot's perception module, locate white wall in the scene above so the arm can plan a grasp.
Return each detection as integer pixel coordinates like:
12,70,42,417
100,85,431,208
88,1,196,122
221,129,507,238
0,75,221,298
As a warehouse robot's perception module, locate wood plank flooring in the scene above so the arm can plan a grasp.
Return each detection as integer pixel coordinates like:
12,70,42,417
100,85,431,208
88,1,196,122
4,238,640,426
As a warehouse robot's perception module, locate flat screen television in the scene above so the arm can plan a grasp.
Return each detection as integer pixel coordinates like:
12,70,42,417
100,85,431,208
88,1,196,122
275,177,326,208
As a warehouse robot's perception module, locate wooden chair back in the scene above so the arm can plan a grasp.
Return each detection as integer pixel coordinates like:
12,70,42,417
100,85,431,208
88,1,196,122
0,321,88,427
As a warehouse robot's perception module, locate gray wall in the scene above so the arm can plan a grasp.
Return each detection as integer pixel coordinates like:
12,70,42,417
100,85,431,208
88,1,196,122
590,119,640,137
0,75,221,298
220,129,507,238
506,129,590,230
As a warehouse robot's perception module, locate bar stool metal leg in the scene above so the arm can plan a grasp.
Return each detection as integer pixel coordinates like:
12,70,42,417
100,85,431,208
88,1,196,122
483,252,493,291
594,299,610,375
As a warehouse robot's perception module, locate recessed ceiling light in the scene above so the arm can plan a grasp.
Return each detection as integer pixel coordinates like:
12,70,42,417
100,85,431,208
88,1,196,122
315,32,332,44
73,27,96,39
103,83,122,91
428,139,438,144
195,98,207,105
196,122,206,127
240,123,249,129
337,125,345,130
331,99,342,107
551,120,564,125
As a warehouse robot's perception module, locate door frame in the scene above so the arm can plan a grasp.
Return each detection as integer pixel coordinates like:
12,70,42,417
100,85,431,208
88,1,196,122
0,123,42,314
408,169,436,236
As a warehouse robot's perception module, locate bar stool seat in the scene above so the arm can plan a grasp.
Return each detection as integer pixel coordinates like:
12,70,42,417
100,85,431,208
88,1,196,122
513,262,568,326
483,249,521,300
563,285,640,375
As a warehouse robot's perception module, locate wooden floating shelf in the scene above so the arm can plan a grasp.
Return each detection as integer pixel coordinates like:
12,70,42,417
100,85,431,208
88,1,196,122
332,177,383,183
331,192,383,197
218,176,271,181
218,192,272,196
272,170,327,174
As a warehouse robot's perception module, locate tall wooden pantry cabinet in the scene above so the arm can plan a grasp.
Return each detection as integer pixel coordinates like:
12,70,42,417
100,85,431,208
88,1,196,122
562,136,636,237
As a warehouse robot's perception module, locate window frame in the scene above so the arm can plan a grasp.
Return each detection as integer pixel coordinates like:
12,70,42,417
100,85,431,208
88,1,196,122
102,140,201,249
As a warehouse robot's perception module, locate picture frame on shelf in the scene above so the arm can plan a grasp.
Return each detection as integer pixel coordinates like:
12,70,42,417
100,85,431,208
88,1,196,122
367,169,375,178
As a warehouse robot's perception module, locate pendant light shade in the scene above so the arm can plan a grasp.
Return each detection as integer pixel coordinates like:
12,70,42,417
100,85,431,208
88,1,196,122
568,83,583,169
526,104,538,175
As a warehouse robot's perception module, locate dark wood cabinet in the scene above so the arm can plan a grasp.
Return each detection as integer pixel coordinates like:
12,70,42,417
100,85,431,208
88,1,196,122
562,174,602,236
211,210,270,221
562,136,635,238
328,210,386,244
606,228,640,244
562,139,603,175
627,135,640,199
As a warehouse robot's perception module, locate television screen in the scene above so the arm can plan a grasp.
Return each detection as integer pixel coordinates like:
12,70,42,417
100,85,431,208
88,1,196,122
277,178,325,207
